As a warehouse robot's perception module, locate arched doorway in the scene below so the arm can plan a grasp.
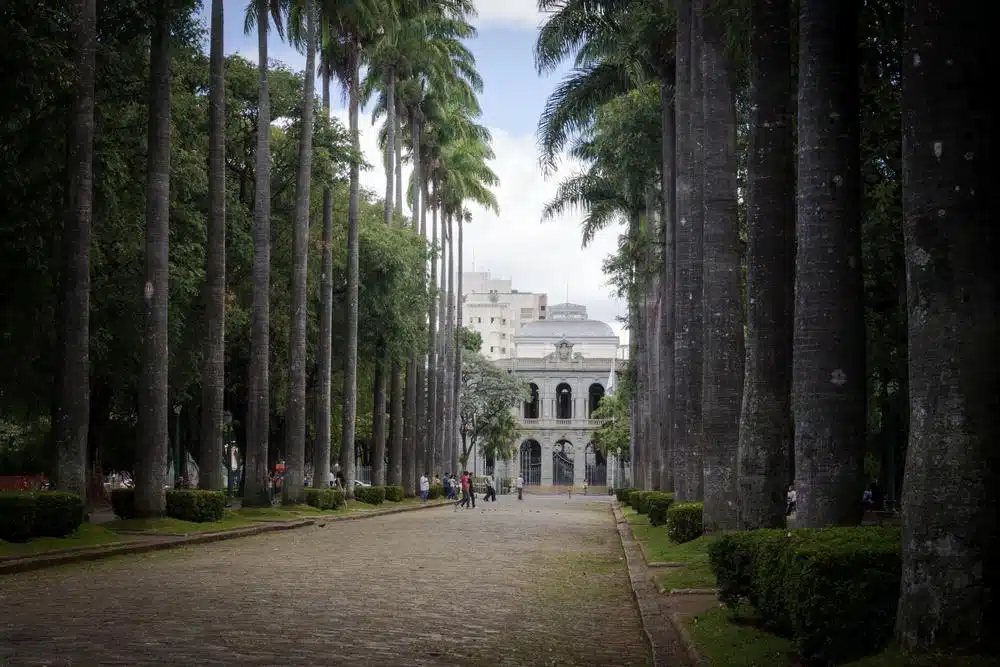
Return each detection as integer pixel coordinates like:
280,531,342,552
524,383,539,419
553,440,574,486
585,442,607,485
520,439,541,485
588,383,605,417
556,383,573,419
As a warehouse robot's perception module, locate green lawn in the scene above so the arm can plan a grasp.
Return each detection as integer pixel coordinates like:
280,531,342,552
235,497,429,520
0,524,130,559
624,506,717,590
105,513,257,534
686,604,999,667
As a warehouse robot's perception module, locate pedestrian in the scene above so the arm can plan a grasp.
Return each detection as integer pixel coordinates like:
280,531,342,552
516,474,524,500
420,472,430,503
457,471,471,509
484,474,497,502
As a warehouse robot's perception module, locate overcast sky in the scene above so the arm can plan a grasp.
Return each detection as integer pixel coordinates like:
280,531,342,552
203,0,629,343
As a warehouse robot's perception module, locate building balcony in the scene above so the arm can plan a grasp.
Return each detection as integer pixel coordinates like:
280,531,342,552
519,417,606,429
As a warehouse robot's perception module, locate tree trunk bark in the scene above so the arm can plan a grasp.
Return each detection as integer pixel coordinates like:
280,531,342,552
383,71,395,227
445,211,456,475
283,0,315,505
314,70,333,490
199,0,226,492
659,82,676,493
427,197,440,476
244,0,272,507
386,73,404,489
415,153,428,484
895,1,997,652
339,43,362,499
54,0,96,500
737,0,794,530
372,345,387,485
673,0,705,502
699,0,744,533
793,0,865,528
452,213,463,478
136,2,172,517
435,210,448,474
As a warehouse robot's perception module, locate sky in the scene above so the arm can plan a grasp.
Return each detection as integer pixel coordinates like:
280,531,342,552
202,1,628,342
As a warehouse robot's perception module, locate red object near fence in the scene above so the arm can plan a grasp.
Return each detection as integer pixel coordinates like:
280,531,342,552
0,475,48,491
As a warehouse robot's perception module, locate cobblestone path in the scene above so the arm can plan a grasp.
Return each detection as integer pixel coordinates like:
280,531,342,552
0,496,650,666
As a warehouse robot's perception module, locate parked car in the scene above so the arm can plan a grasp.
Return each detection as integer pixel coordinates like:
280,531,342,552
354,479,370,488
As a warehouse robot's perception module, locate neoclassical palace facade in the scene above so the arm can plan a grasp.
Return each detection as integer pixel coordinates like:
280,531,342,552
473,303,626,489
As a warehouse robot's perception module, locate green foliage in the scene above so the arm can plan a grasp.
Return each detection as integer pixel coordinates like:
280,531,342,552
458,351,529,464
0,491,84,541
645,491,675,526
709,527,902,663
354,485,386,505
427,484,444,500
666,502,704,544
304,487,346,510
616,487,638,504
591,391,631,459
383,485,405,502
630,490,653,514
458,327,482,353
165,489,227,523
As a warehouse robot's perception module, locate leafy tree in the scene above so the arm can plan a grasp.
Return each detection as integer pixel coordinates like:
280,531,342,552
457,352,527,468
457,327,481,353
591,391,630,461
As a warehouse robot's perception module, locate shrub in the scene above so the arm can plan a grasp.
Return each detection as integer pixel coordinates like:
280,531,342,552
33,491,85,537
628,490,642,510
617,487,638,504
709,527,902,663
110,488,137,520
329,488,346,509
165,489,226,522
427,484,444,499
646,492,675,526
0,492,36,542
384,485,405,502
666,502,703,543
355,485,386,505
635,491,657,514
305,488,338,510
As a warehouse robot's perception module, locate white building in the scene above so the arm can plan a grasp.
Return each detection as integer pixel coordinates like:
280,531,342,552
474,303,628,491
462,271,548,360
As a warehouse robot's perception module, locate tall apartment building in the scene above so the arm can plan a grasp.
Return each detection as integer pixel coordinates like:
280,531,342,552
462,271,548,360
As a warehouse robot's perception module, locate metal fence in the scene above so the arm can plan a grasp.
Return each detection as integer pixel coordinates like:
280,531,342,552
585,463,607,486
356,464,372,485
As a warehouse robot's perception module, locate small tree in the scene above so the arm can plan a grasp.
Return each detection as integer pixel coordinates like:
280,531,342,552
458,351,528,467
591,391,630,462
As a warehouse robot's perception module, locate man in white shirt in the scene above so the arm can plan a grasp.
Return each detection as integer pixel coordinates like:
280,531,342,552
419,473,430,502
516,474,524,500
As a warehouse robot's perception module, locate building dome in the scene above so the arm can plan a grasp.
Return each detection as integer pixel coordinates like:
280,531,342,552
519,319,615,339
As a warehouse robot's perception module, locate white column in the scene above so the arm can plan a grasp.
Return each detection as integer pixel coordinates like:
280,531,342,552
541,440,553,486
574,440,586,487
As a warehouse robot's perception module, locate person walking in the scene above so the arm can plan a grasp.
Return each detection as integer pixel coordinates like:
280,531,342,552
457,471,471,509
419,473,430,503
516,474,524,500
484,474,497,502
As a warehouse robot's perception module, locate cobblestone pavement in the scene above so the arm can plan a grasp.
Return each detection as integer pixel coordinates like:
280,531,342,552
0,496,651,667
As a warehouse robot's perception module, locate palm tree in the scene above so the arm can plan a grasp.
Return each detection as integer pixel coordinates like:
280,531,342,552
894,0,995,651
243,0,286,508
54,0,97,501
198,0,226,493
793,0,865,527
313,60,334,490
136,0,173,517
737,0,794,530
283,0,317,504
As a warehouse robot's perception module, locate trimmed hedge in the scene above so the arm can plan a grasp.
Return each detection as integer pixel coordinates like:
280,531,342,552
384,485,405,502
427,484,444,500
0,491,84,542
709,526,902,663
646,492,675,526
165,489,226,522
616,487,638,504
355,485,386,505
304,487,346,510
666,501,703,543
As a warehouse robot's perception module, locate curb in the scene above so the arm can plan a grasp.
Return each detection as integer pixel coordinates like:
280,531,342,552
0,500,451,576
611,500,697,667
669,612,706,666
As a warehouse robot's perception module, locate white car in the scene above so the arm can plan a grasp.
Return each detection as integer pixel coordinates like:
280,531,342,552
354,479,370,488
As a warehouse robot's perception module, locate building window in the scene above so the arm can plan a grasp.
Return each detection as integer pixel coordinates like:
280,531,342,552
502,318,507,325
477,317,482,323
490,317,495,324
490,346,494,352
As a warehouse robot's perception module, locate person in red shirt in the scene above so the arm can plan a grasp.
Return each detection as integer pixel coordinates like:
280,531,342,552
457,472,471,509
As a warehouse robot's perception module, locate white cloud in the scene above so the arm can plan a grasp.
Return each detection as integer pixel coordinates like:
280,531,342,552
472,0,546,30
330,108,630,345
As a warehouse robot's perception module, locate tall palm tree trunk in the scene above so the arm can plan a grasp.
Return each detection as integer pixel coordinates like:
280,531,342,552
403,112,420,493
628,210,643,487
426,195,439,476
372,346,387,485
700,2,744,533
444,211,456,474
414,149,428,484
793,0,864,527
284,0,316,505
451,214,463,477
314,70,334,490
198,0,226,492
136,2,172,517
673,0,705,502
435,212,448,473
339,43,362,499
659,83,676,493
737,0,794,529
244,0,272,507
55,0,97,500
895,1,996,651
385,72,403,488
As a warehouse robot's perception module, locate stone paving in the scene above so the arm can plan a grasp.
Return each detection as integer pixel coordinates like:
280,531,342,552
0,495,651,666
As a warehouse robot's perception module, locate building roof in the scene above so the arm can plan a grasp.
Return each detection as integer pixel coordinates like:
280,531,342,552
518,318,615,339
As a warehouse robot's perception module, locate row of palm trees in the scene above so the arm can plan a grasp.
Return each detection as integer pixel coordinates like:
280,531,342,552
536,0,992,654
53,0,498,512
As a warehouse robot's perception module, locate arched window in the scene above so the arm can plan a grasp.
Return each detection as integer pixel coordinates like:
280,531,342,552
588,383,606,417
556,382,572,419
523,383,539,419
